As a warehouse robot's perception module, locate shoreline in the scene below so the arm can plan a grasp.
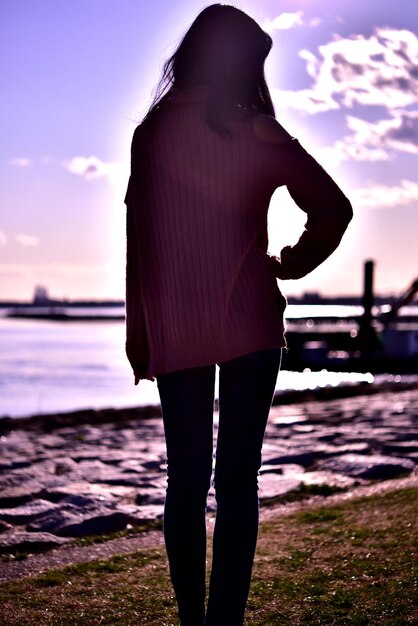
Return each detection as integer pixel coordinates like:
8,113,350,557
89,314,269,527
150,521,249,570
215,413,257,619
1,378,417,434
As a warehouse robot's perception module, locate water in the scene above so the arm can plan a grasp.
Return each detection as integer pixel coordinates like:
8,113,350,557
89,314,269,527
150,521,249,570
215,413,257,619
1,305,415,419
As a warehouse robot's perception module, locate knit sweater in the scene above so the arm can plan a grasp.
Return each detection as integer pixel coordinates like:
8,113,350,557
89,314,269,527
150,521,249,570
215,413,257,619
125,87,352,379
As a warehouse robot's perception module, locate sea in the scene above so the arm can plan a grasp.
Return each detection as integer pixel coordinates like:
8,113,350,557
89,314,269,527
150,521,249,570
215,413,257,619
1,304,416,419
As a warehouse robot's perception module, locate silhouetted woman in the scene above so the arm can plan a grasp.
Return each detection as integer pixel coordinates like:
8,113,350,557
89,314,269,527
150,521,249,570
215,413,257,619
125,5,352,625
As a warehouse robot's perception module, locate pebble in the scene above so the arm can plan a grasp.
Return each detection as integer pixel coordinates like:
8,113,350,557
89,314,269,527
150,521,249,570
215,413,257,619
0,388,417,553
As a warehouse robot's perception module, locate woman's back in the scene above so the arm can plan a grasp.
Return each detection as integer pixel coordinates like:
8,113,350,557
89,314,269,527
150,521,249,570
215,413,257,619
127,86,289,377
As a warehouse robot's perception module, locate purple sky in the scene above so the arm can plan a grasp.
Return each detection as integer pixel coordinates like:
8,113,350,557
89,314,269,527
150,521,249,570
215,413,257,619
1,0,418,300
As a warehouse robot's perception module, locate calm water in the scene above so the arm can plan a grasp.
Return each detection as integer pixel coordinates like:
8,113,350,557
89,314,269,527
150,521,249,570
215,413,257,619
1,304,414,419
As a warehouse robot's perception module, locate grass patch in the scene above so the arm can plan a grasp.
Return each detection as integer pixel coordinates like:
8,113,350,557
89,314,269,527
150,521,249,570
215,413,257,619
250,487,418,625
260,481,349,507
0,487,417,625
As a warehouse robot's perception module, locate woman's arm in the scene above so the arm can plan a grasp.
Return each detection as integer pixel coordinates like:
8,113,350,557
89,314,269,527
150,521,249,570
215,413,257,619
125,191,150,381
255,115,353,280
124,129,151,382
275,147,352,279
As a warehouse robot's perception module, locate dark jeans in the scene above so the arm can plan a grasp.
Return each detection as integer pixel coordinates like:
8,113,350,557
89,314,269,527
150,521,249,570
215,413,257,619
157,348,282,626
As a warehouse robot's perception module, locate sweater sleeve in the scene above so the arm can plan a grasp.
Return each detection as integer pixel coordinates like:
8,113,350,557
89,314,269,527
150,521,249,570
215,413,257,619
257,121,353,280
124,129,150,379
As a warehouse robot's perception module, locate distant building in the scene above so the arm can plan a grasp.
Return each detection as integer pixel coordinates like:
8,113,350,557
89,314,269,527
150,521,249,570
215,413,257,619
33,285,50,304
300,291,322,303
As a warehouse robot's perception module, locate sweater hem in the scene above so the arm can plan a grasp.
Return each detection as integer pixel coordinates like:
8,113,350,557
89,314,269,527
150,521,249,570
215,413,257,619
148,336,286,379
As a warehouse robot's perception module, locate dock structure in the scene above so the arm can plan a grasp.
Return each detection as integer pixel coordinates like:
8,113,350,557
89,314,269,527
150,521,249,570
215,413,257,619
283,261,418,373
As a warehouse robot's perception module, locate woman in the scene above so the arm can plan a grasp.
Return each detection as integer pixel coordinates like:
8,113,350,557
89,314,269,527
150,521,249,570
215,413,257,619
125,5,352,625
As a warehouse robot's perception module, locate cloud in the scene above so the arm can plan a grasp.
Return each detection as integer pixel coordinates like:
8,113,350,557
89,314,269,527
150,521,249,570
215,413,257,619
8,154,124,184
277,28,418,114
263,11,322,33
308,18,322,28
0,230,7,245
351,179,418,209
263,11,304,33
320,142,390,165
10,157,32,167
347,111,418,155
15,233,40,247
319,110,418,164
272,87,339,115
298,49,320,79
63,156,122,184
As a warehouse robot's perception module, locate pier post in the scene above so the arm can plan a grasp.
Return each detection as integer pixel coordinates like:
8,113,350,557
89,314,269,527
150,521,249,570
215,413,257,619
362,260,374,331
358,259,379,354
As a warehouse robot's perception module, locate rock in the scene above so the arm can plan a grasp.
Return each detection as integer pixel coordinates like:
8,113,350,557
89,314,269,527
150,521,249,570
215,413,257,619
321,442,370,456
0,531,71,553
316,432,340,443
137,475,166,489
260,463,305,476
142,459,165,471
27,506,129,538
0,520,11,534
69,450,106,462
0,460,14,471
0,499,56,524
26,508,78,534
61,510,128,537
57,510,129,538
263,451,319,468
0,458,32,471
61,494,111,509
392,431,418,442
271,414,308,427
117,504,164,524
0,483,45,507
118,459,146,472
317,454,416,479
75,460,144,486
39,482,133,503
383,441,418,455
135,489,166,506
54,457,79,476
259,474,302,499
288,470,358,489
70,449,132,464
94,451,137,465
0,467,71,506
36,434,68,449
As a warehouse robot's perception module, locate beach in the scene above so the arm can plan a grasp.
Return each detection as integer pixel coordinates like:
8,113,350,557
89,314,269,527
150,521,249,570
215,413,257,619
1,381,417,578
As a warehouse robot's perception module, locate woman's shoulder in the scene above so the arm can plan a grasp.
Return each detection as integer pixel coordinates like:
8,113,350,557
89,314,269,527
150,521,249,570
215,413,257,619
131,123,152,157
132,123,146,143
251,113,294,145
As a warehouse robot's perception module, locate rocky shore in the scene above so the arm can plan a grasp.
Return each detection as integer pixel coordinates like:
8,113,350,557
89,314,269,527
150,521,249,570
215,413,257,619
1,383,417,557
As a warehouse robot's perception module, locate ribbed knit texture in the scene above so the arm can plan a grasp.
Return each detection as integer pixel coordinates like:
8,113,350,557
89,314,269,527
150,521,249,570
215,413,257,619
125,87,352,378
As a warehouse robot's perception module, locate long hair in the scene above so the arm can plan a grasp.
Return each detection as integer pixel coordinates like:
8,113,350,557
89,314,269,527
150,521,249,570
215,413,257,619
142,4,275,135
